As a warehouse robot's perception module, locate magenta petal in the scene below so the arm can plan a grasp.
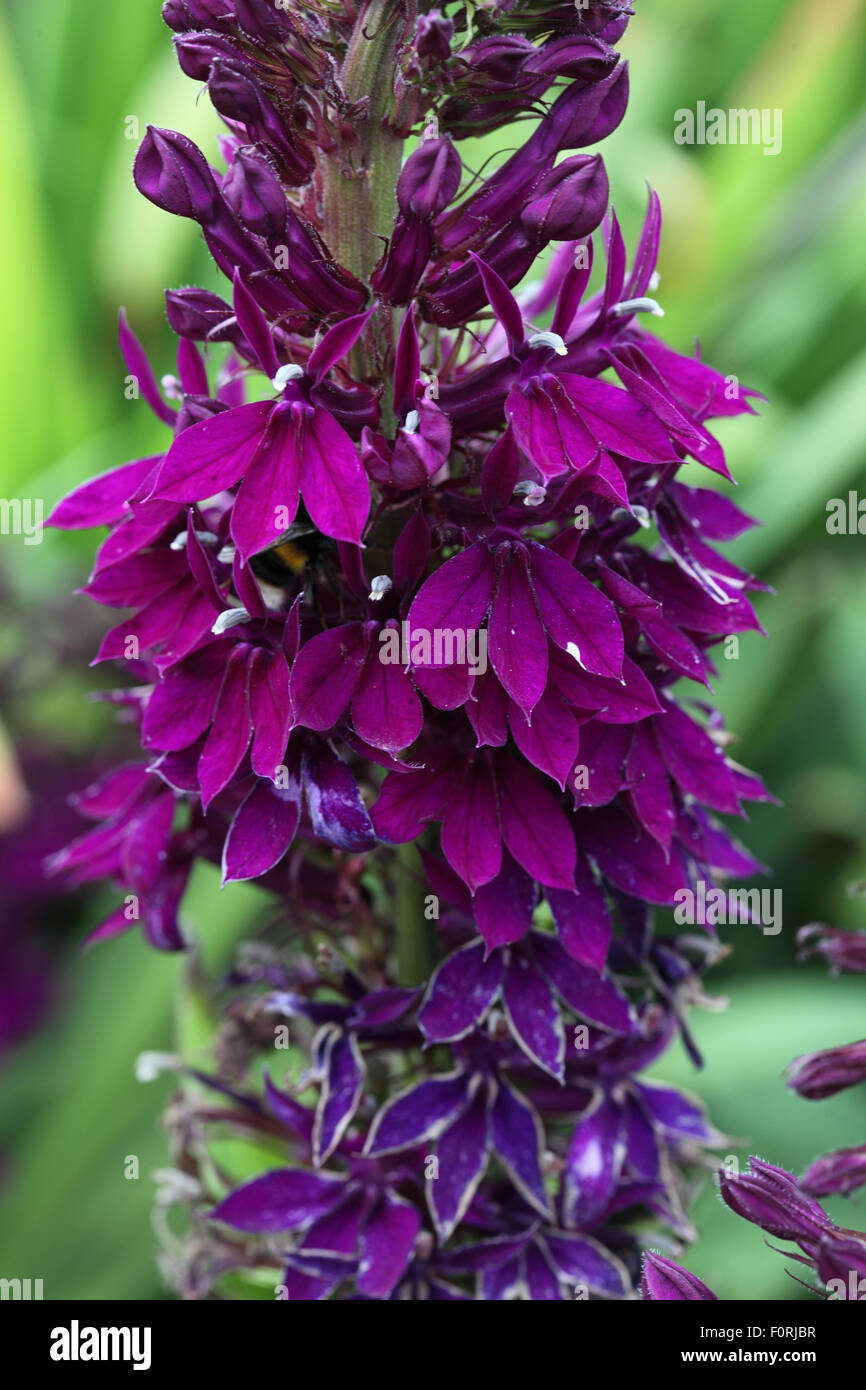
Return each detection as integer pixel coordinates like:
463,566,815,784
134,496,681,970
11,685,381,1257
654,701,740,814
419,940,504,1042
299,406,370,544
142,644,226,752
558,372,676,463
48,455,162,529
358,1192,420,1298
290,624,368,731
352,642,424,753
248,648,292,780
408,541,494,635
197,646,253,808
496,758,576,891
527,540,623,680
488,544,548,715
151,400,273,501
371,754,454,842
440,760,502,893
222,776,300,883
627,721,676,853
508,690,582,790
230,403,301,559
502,947,565,1081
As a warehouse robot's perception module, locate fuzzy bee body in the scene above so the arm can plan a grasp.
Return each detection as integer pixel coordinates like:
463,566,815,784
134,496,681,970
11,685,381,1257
249,517,336,605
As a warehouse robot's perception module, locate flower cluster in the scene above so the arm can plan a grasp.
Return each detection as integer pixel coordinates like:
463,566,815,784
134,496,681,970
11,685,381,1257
48,0,769,1298
153,933,721,1300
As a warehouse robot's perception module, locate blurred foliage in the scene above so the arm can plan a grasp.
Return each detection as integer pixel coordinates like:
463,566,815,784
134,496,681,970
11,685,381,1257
0,0,865,1300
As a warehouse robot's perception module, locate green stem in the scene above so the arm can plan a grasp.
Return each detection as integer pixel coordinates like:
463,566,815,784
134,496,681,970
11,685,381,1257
395,841,438,986
322,5,434,982
322,0,405,387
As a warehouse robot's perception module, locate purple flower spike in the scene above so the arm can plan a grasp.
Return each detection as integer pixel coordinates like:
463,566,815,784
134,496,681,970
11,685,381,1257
46,0,773,1301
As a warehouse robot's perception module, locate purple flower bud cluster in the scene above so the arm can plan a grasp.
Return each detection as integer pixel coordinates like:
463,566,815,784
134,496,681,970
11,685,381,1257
720,1158,866,1299
719,922,866,1298
47,0,771,1298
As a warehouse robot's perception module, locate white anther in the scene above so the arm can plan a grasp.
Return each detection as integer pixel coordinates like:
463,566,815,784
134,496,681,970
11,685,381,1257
527,331,568,356
211,607,252,635
170,529,218,551
135,1051,180,1083
161,373,183,400
611,297,664,318
403,409,421,434
514,480,547,506
217,544,236,564
649,271,661,291
272,363,304,390
369,575,393,602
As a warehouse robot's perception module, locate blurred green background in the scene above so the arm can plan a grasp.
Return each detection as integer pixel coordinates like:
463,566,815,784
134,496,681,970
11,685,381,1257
1,0,865,1300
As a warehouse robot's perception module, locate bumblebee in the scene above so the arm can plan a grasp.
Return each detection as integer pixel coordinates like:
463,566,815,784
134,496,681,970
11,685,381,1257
249,512,337,608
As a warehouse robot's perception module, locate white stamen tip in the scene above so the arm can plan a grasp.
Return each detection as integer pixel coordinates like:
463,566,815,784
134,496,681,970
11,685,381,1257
528,331,568,356
272,363,304,390
161,374,183,401
514,480,547,506
217,544,236,564
369,575,393,602
211,607,252,635
169,532,188,551
135,1051,180,1083
611,297,664,318
649,271,661,291
403,409,421,434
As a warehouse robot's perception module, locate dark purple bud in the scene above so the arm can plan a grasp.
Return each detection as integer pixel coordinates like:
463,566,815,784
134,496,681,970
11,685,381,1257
208,60,314,185
416,10,454,62
525,35,618,82
787,1041,866,1100
371,219,433,305
164,289,255,360
162,0,236,33
545,65,630,150
719,1157,833,1244
173,33,241,82
520,154,609,240
207,59,270,125
802,1146,866,1199
641,1252,717,1301
797,922,866,974
816,1230,866,1293
397,138,462,220
134,127,220,221
233,0,294,44
222,147,288,238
